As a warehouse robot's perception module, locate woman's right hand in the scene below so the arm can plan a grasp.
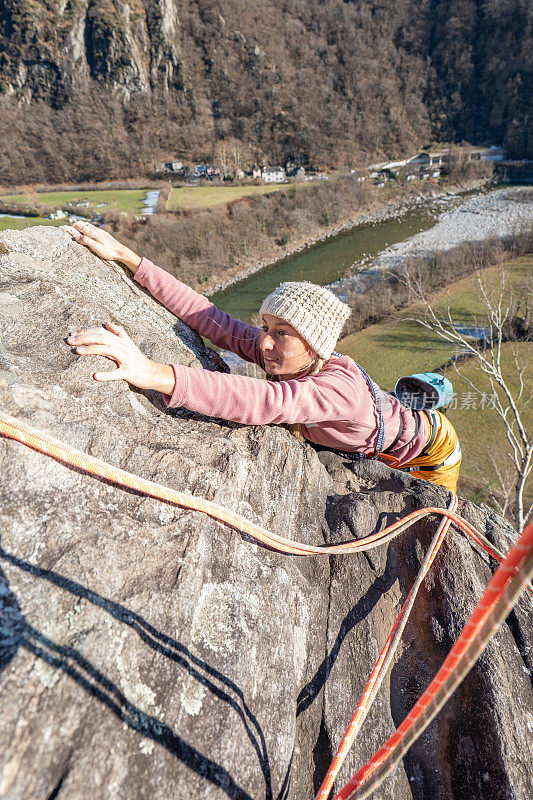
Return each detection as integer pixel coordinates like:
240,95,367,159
67,222,143,273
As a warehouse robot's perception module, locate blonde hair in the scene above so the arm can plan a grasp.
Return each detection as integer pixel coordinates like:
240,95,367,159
266,357,326,442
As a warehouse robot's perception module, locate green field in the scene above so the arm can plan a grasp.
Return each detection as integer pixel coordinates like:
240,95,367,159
337,256,533,505
167,184,288,211
0,216,66,231
0,189,150,214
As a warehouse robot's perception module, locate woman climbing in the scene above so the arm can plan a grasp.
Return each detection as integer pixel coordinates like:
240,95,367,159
65,221,462,492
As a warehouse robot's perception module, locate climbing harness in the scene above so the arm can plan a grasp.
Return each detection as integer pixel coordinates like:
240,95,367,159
349,364,462,491
0,409,531,800
351,362,428,466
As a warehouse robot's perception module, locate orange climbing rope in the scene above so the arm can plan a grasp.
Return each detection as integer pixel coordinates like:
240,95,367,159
1,409,531,800
0,411,507,560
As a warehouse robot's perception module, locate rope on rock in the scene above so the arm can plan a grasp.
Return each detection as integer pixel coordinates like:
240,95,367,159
333,521,533,800
1,409,531,800
0,411,508,560
315,493,459,800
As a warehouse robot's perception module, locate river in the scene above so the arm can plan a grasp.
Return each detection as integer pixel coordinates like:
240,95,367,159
210,193,466,323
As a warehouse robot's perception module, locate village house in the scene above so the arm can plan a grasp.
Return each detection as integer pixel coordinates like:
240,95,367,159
407,151,450,167
283,158,307,180
158,160,184,173
284,157,307,176
262,166,286,183
466,146,505,162
193,164,221,180
368,143,504,183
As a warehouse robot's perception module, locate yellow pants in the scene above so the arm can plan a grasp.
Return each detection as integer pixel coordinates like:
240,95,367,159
401,410,462,493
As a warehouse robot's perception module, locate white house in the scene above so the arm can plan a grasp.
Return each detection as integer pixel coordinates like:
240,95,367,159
262,166,286,183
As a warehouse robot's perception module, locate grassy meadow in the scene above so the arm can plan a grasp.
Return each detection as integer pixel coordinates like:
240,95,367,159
0,189,149,214
0,215,66,231
0,185,289,232
167,183,288,211
337,255,533,506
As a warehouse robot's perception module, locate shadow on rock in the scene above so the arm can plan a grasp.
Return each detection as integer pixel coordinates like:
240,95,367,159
296,543,397,717
0,547,284,800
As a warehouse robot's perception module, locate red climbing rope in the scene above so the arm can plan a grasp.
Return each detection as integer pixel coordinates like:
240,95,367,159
1,409,531,800
332,521,533,800
315,494,459,800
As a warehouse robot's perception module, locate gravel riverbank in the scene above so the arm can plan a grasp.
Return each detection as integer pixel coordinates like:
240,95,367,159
330,186,532,296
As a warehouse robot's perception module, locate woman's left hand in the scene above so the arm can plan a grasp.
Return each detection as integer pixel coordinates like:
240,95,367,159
67,322,176,394
67,222,142,273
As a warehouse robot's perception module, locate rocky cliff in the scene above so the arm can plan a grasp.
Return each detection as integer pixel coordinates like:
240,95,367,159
0,226,531,800
0,0,183,101
0,0,531,184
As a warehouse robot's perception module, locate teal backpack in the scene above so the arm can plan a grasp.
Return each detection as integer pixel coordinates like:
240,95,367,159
393,372,453,410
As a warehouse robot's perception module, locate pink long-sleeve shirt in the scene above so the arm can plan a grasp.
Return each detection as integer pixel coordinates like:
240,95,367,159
135,258,428,464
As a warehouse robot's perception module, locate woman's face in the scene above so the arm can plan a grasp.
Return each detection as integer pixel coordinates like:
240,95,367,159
259,313,315,377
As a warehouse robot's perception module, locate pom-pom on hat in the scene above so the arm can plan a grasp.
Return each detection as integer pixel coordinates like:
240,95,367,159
260,281,351,360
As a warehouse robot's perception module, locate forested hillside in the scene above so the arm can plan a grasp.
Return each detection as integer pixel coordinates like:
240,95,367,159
0,0,530,184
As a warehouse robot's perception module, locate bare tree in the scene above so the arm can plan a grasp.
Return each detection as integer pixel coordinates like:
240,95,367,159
213,138,253,178
408,263,532,534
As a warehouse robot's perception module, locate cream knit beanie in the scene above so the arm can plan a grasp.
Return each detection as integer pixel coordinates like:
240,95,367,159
259,281,351,359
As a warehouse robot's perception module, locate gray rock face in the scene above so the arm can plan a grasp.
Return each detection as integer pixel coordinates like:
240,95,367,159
0,227,531,800
1,0,183,104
